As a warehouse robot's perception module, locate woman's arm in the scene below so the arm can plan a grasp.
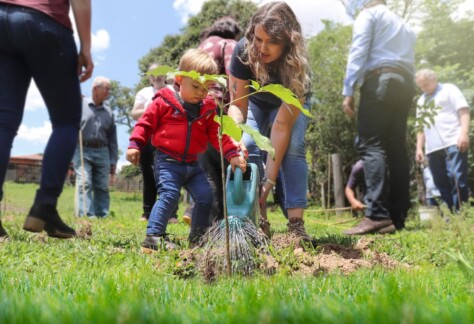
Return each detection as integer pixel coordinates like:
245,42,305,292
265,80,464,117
264,102,301,182
227,74,250,124
71,0,93,82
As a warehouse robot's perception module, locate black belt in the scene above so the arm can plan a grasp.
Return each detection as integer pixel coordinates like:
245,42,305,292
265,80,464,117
82,141,106,148
163,157,198,166
364,66,410,82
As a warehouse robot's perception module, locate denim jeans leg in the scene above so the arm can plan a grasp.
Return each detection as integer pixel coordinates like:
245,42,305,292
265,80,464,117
242,100,308,210
430,146,469,210
241,102,271,181
146,158,184,235
428,150,453,209
0,6,35,202
10,6,82,205
91,147,111,217
445,145,469,209
278,112,309,209
185,165,213,229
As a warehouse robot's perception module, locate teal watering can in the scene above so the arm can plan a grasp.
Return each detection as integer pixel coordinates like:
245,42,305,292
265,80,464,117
225,163,260,226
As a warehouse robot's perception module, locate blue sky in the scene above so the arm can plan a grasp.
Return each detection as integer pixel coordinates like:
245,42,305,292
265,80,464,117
13,0,474,169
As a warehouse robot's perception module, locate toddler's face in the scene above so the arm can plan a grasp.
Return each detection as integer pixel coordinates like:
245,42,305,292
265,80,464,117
179,76,213,104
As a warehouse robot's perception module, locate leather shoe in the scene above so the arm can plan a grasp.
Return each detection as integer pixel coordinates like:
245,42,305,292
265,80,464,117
343,217,393,235
377,224,396,234
0,220,8,238
23,203,76,238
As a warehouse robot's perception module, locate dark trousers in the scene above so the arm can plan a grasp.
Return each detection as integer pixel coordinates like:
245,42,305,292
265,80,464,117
139,142,157,217
0,4,82,205
198,143,228,222
427,145,469,211
357,72,415,228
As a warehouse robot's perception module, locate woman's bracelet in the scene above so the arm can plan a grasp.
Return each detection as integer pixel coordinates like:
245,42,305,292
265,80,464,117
261,177,276,187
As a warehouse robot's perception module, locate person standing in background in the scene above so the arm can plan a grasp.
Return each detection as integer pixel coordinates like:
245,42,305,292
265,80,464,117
415,69,470,211
0,0,93,239
345,159,366,212
73,76,118,218
342,0,416,235
131,63,179,223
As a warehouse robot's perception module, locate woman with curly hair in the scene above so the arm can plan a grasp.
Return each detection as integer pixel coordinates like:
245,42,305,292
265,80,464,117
228,1,314,244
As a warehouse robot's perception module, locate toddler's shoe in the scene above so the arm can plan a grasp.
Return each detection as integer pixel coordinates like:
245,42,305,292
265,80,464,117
188,227,208,248
141,234,177,253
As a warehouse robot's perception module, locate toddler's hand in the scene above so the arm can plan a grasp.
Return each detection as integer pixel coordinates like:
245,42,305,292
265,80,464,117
230,155,247,174
126,148,141,166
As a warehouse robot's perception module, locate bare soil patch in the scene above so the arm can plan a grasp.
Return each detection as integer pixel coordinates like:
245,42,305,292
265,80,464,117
174,234,409,280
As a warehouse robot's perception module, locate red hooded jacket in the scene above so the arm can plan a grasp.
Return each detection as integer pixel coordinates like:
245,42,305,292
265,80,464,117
129,88,240,162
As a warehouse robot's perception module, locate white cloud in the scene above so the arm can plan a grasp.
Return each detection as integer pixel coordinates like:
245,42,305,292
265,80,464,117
172,0,206,24
173,0,350,35
70,12,110,53
17,121,52,144
116,160,131,173
24,81,46,111
455,0,474,19
264,0,351,36
91,29,110,53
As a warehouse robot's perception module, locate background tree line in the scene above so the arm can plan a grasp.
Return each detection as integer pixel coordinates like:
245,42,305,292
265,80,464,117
112,0,474,206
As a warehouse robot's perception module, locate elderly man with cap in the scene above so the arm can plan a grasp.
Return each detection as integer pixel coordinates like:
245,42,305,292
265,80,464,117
342,0,416,235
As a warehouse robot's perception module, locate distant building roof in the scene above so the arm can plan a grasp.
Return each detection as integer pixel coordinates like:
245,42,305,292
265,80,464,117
9,154,43,166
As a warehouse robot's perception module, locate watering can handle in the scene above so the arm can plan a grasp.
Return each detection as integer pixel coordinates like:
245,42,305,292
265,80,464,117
233,167,244,205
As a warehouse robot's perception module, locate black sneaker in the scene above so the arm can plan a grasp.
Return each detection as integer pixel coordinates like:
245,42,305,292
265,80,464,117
0,220,8,239
23,203,76,239
188,227,208,248
141,234,177,254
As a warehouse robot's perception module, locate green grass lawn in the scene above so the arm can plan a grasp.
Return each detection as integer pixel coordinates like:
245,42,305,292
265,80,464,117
0,182,473,323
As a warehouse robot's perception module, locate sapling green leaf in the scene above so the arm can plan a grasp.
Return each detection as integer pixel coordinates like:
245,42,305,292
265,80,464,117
239,124,275,159
214,115,242,141
251,83,312,117
146,65,176,77
415,99,441,134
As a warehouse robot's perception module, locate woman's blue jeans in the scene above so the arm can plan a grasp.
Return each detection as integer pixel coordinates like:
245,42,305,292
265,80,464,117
427,145,469,211
241,100,309,210
146,152,213,235
0,4,82,206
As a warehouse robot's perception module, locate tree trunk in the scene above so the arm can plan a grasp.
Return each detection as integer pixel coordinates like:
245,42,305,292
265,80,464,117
331,153,345,216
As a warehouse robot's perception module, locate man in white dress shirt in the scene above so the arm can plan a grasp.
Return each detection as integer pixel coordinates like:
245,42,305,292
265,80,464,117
342,0,416,234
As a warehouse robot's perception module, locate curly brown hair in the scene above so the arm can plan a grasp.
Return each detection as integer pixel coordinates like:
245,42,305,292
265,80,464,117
200,16,242,42
242,2,311,99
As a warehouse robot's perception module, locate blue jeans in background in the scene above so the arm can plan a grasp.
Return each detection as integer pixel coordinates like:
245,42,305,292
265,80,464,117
72,147,111,217
241,100,309,210
0,4,82,206
427,145,469,211
146,151,213,235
